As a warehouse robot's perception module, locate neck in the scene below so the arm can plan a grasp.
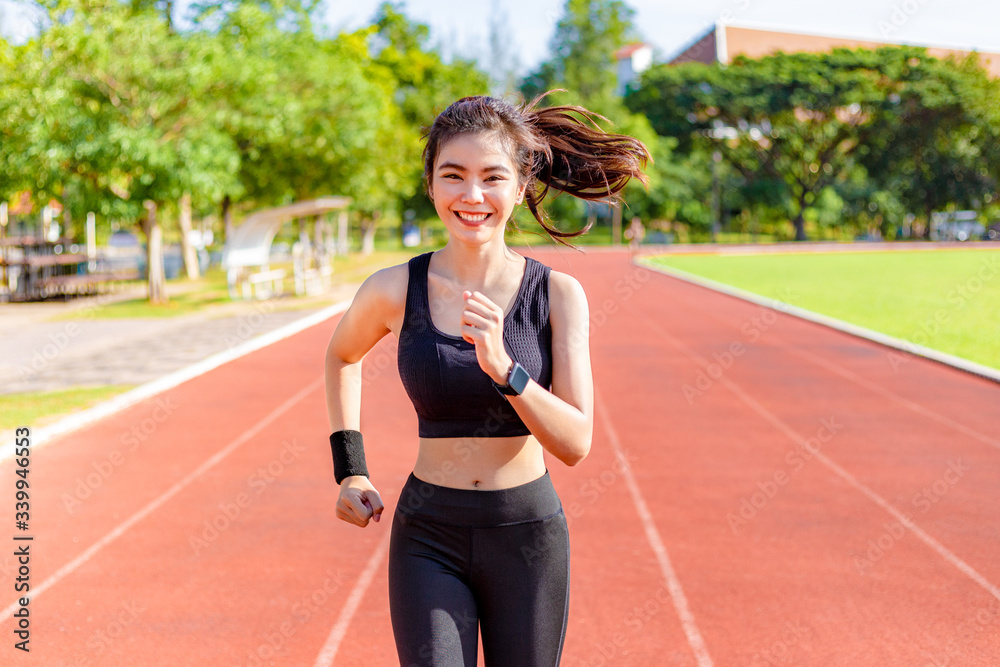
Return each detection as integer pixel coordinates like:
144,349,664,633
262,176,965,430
437,237,520,289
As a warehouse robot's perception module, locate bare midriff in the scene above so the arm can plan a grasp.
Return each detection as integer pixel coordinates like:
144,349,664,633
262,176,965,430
412,435,547,490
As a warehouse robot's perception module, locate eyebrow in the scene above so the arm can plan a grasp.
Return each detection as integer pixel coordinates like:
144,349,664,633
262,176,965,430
437,161,512,175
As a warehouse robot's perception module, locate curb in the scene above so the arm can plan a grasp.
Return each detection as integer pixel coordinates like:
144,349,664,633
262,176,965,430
639,259,1000,386
0,298,353,462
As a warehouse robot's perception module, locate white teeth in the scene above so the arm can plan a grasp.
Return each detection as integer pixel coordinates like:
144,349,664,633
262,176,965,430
456,212,489,222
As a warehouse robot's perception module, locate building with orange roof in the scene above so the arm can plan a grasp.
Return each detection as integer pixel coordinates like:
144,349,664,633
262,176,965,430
668,21,1000,77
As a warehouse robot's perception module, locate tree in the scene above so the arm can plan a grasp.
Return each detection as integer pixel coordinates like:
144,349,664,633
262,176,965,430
5,0,240,301
486,0,521,97
197,3,397,210
513,0,680,241
623,138,713,235
628,46,1000,241
3,0,492,288
521,0,636,107
0,36,29,201
858,52,1000,238
632,50,886,240
355,3,489,250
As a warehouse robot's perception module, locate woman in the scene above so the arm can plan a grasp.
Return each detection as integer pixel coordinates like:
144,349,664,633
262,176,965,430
324,92,649,666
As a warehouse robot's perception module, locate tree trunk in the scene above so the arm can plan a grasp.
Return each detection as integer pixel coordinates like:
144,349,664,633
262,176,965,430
792,215,807,241
360,211,381,256
178,192,199,280
791,193,809,241
143,201,167,304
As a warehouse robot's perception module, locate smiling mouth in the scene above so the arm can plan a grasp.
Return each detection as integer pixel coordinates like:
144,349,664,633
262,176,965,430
454,211,491,223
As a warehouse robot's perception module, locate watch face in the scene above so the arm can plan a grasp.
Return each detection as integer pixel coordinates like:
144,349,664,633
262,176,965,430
509,362,530,395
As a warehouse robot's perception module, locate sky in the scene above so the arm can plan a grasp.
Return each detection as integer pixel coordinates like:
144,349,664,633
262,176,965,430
2,0,1000,75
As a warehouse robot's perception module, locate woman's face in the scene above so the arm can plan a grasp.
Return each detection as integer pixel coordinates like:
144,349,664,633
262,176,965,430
428,132,526,247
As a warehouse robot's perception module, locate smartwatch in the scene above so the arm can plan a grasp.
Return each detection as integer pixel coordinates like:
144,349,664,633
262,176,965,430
494,361,530,396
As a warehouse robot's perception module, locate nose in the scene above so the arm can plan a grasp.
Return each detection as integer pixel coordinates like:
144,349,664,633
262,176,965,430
461,182,484,204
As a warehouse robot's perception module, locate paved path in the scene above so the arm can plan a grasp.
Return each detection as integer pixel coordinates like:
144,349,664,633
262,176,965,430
0,286,358,395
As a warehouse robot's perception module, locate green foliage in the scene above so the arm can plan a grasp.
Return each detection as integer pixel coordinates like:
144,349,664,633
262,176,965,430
2,0,240,223
361,2,489,222
0,36,28,198
0,0,492,244
193,3,407,215
624,137,711,229
515,0,695,237
628,46,1000,241
368,3,488,125
521,0,635,106
857,52,1000,232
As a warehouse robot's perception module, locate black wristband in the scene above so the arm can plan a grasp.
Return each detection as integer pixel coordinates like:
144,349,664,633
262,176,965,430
330,430,369,484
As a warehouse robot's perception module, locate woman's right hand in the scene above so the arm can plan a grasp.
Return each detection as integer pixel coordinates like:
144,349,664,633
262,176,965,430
336,476,385,527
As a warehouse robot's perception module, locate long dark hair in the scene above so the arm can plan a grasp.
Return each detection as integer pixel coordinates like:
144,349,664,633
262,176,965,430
422,91,651,246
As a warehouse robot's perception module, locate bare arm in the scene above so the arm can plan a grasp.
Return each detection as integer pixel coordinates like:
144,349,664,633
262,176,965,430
506,271,593,465
324,267,402,526
324,268,399,429
463,270,593,466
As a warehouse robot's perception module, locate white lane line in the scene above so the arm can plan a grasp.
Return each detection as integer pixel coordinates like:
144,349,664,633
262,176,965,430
645,264,1000,452
780,343,1000,452
313,527,392,667
0,299,351,462
725,376,1000,602
595,391,715,667
2,377,323,618
637,311,1000,604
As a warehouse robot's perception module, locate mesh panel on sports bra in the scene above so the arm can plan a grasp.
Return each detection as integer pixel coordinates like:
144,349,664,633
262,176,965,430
396,252,552,438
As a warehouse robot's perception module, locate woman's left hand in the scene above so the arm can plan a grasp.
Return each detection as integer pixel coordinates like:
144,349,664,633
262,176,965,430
460,290,512,384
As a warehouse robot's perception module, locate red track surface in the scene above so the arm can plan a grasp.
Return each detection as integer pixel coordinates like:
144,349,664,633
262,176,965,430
2,248,998,666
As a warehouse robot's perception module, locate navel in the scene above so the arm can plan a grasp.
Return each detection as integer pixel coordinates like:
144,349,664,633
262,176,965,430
472,480,481,488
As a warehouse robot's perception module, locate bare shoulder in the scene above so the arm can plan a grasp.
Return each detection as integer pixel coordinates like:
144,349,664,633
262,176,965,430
548,269,588,311
329,260,411,361
357,261,409,308
351,261,410,331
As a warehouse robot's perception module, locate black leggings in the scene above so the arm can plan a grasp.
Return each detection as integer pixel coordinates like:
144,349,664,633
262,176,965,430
388,472,570,667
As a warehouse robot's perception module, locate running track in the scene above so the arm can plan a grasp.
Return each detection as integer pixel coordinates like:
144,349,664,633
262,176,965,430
2,248,998,666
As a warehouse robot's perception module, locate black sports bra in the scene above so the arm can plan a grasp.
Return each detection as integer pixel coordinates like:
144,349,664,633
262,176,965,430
396,251,553,438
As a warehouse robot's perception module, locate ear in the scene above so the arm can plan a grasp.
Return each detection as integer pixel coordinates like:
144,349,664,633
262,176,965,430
515,183,526,205
427,185,434,202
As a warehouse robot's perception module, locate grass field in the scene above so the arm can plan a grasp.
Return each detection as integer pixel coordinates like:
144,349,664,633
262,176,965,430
0,385,134,431
644,248,1000,371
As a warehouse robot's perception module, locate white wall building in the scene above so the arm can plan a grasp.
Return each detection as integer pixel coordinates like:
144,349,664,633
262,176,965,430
615,42,653,96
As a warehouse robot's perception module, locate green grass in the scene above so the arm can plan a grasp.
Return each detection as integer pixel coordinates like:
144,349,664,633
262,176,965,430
644,248,1000,370
0,385,134,431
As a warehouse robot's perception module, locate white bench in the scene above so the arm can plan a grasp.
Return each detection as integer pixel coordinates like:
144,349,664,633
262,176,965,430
299,264,333,296
241,268,286,299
